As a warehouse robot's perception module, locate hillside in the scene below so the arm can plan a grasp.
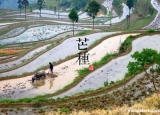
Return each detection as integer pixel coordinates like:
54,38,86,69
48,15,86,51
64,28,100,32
0,0,36,9
46,93,160,114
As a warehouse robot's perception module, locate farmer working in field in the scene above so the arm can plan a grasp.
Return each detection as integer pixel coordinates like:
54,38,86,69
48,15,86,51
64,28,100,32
49,62,53,74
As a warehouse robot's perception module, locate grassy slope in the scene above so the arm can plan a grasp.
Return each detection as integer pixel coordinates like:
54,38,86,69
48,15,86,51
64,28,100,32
130,0,157,30
109,2,157,31
45,0,56,9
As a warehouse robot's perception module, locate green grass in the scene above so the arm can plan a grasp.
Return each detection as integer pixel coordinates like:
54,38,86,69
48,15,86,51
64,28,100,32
0,44,6,49
145,29,156,33
76,30,92,36
119,35,137,53
93,53,118,68
110,5,157,31
130,11,157,30
84,89,94,93
20,42,39,47
44,0,57,9
0,29,12,37
60,108,69,113
35,98,49,103
0,98,15,103
16,98,33,103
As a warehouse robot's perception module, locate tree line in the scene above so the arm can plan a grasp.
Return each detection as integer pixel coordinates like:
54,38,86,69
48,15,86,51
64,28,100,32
68,0,100,35
17,0,45,20
60,0,91,11
16,0,101,34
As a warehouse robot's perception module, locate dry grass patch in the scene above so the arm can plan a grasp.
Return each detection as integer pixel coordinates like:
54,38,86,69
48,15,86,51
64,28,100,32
45,93,160,115
0,49,23,55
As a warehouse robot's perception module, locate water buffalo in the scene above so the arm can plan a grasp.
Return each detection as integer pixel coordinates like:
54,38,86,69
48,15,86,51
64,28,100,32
32,70,46,83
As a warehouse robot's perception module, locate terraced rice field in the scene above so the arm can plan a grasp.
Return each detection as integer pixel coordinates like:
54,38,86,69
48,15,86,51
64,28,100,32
0,25,92,45
0,31,159,114
52,34,160,99
0,0,160,113
0,33,138,99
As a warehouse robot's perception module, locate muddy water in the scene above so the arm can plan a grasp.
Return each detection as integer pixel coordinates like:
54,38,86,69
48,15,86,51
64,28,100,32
0,25,91,45
52,35,160,98
0,74,56,99
0,44,50,70
0,33,135,99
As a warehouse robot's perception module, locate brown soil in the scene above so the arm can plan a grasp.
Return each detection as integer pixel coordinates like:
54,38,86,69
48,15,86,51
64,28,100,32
0,49,23,55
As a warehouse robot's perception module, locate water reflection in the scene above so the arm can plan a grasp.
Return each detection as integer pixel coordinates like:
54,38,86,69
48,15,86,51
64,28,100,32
49,73,58,89
49,78,54,89
31,78,45,88
31,73,58,89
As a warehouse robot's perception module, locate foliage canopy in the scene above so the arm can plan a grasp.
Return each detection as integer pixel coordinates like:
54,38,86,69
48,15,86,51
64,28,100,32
68,8,79,22
127,48,159,77
85,0,101,18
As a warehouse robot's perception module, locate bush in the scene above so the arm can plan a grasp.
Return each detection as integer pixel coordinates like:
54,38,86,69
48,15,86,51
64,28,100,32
104,80,109,86
112,0,123,15
146,29,155,33
119,35,136,53
60,108,69,113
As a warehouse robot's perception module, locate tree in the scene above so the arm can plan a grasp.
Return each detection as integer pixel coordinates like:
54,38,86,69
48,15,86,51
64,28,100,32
104,7,107,15
112,0,122,16
133,0,138,12
56,0,60,18
22,0,29,20
86,0,101,30
53,6,56,14
126,0,134,28
72,0,90,11
126,15,129,26
17,0,23,17
68,8,79,35
108,10,113,26
127,48,160,97
37,0,44,17
30,5,33,12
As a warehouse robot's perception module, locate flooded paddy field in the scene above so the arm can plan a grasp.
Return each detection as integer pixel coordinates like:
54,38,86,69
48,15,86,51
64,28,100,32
0,25,92,45
0,0,160,114
0,44,50,70
52,34,160,98
0,33,138,99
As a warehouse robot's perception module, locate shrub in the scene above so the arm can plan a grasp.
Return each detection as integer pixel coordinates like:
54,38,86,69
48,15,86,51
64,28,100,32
146,29,155,33
104,80,109,86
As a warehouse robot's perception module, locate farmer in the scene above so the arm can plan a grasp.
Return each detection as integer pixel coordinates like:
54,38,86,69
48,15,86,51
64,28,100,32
49,62,53,74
